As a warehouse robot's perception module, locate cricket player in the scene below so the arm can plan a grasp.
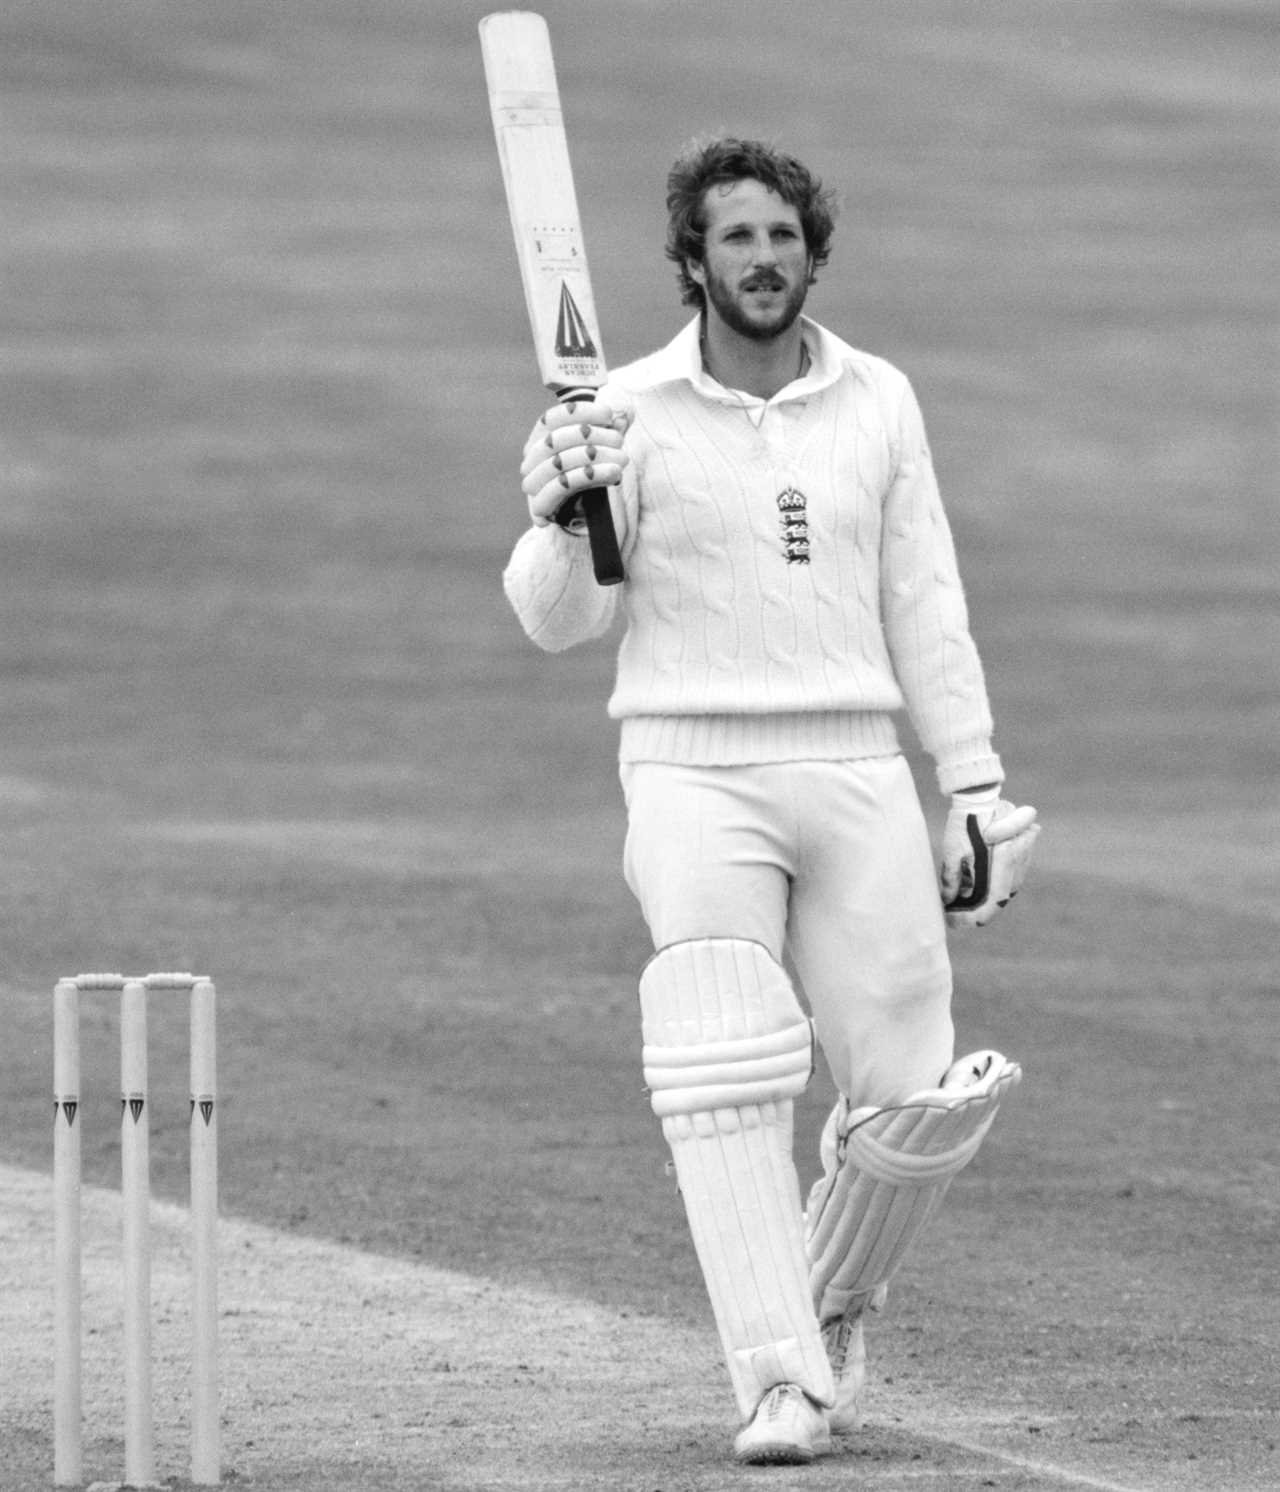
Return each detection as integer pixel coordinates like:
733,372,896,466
503,137,1040,1465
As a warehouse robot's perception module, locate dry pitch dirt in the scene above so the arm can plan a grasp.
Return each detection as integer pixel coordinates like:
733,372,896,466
1,1,1276,1489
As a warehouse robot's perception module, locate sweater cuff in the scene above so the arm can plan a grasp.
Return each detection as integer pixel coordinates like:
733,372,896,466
934,746,1004,797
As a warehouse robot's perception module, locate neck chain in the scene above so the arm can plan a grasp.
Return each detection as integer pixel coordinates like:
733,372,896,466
700,332,811,429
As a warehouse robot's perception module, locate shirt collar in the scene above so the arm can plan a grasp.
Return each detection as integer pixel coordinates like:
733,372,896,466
644,314,847,404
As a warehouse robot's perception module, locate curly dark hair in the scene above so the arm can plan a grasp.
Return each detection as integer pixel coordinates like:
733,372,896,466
665,137,838,307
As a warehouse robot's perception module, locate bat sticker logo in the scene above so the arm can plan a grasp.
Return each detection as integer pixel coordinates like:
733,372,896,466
555,282,597,359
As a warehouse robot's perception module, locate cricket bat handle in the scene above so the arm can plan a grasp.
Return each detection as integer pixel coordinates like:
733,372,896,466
552,386,624,586
576,487,624,585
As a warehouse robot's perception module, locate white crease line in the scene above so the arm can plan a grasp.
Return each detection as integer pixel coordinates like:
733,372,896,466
903,1425,1152,1492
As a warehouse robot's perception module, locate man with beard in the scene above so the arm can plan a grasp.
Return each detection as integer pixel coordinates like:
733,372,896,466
503,137,1040,1464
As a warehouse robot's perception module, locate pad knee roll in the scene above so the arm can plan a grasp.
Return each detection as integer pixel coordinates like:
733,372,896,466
641,938,814,1115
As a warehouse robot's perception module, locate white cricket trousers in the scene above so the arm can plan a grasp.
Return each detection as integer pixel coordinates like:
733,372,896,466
621,754,954,1107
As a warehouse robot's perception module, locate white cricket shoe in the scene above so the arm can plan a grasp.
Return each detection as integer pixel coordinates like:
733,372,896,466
733,1383,832,1465
820,1313,867,1434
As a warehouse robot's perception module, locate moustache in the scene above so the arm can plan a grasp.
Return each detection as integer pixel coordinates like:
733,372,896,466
741,273,787,292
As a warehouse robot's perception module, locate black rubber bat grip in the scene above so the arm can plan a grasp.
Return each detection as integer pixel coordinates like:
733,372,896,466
579,487,623,585
552,386,624,586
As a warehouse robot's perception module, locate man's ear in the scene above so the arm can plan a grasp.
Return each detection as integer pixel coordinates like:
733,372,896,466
686,257,706,288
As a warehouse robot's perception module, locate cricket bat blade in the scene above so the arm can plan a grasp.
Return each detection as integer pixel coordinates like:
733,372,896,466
480,10,623,585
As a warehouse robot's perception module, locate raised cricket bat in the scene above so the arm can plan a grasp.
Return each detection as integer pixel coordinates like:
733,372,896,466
480,10,624,585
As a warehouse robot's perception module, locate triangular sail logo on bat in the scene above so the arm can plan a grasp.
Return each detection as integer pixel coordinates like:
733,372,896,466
555,282,597,359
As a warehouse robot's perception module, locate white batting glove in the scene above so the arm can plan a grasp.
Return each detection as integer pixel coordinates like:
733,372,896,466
940,785,1041,929
520,397,632,529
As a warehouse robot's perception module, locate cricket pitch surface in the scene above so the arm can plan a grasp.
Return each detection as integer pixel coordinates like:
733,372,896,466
3,1161,1245,1492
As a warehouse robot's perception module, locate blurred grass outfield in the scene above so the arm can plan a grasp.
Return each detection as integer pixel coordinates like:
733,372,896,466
0,1,1277,1487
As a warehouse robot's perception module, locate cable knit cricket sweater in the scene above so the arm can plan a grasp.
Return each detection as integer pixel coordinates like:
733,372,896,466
503,316,1003,796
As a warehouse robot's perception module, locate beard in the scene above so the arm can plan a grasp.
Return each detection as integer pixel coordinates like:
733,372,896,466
702,263,810,341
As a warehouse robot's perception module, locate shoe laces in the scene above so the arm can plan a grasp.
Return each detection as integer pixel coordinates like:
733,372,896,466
760,1384,804,1421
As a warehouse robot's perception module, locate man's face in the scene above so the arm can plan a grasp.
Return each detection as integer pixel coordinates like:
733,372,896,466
688,178,812,341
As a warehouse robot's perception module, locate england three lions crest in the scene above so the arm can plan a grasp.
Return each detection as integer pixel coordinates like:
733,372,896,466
776,487,811,564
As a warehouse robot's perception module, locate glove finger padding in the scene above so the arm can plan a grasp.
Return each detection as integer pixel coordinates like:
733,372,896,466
520,402,631,526
941,796,1040,929
522,446,628,525
520,420,627,475
538,397,630,436
947,824,1040,928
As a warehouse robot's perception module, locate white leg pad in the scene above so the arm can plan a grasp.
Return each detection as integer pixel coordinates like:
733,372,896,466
641,939,834,1419
806,1051,1021,1323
